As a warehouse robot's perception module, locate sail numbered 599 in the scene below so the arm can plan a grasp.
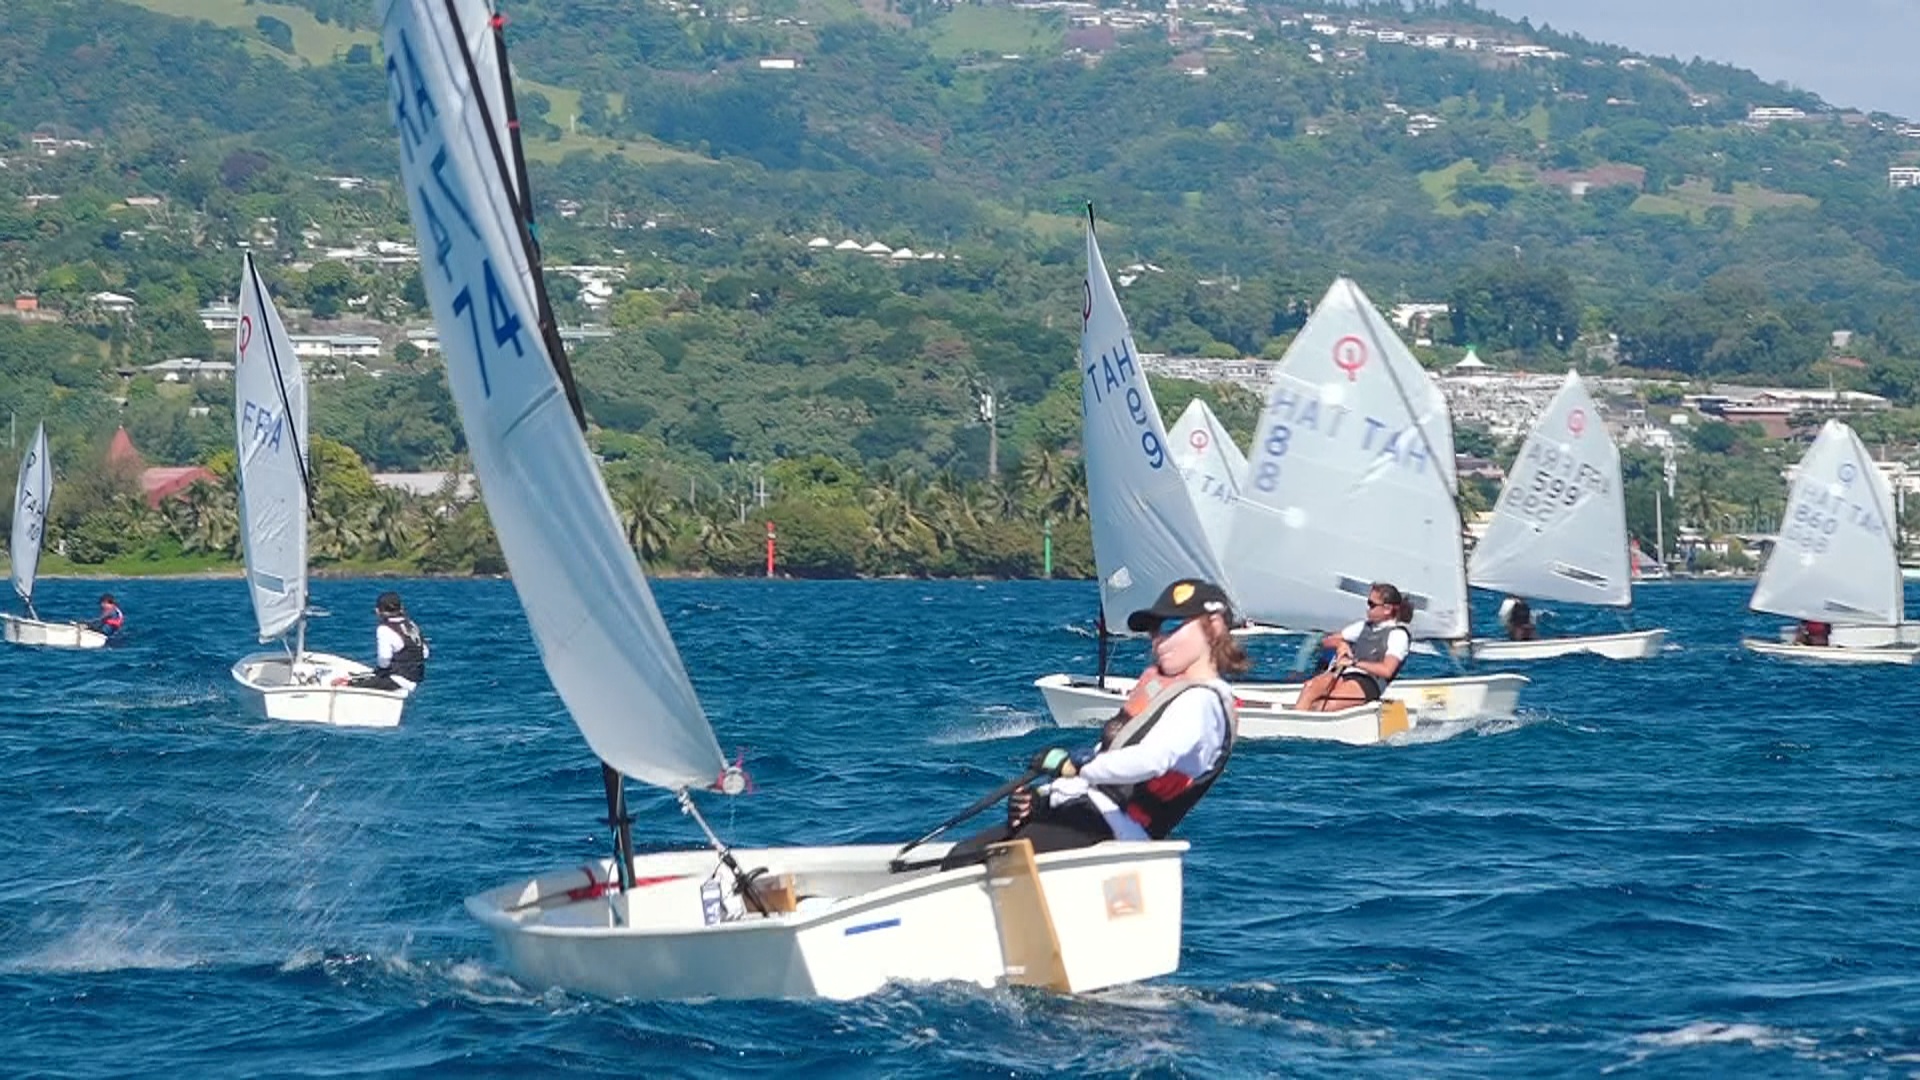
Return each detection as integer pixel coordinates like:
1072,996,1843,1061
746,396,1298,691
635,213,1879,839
1467,370,1629,607
379,0,727,792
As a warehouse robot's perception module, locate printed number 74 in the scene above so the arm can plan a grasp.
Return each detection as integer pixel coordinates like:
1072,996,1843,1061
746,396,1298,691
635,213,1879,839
452,257,527,396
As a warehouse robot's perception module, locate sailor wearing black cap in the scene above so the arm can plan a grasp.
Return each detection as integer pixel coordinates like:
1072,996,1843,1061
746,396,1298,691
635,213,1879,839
335,591,429,692
941,579,1243,868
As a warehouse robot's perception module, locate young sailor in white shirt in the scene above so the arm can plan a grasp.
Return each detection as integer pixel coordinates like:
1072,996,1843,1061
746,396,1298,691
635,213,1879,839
1295,581,1413,712
941,579,1243,868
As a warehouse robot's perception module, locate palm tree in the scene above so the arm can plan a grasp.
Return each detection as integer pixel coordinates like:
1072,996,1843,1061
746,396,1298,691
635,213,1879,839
311,489,370,562
1019,444,1065,514
615,472,677,563
368,487,420,561
692,498,741,569
1042,457,1090,523
864,472,935,568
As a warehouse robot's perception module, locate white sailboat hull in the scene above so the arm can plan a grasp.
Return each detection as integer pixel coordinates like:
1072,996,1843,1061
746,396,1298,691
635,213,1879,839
1469,628,1667,662
467,841,1186,1001
1740,638,1920,665
1035,671,1527,745
231,650,410,728
1,614,108,650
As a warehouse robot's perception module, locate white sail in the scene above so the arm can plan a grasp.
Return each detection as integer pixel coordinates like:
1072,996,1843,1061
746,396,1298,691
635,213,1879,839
235,254,311,642
1167,399,1246,568
1080,218,1231,628
1749,420,1902,625
1223,278,1468,638
1467,370,1630,607
381,0,725,791
11,422,50,605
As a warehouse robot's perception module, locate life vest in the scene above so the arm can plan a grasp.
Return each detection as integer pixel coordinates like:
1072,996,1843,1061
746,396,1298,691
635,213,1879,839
1095,675,1237,840
100,605,125,634
1349,619,1409,664
382,613,428,683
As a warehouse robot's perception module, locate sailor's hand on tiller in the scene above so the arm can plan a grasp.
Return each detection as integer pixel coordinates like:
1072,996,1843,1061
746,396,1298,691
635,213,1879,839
1006,788,1035,830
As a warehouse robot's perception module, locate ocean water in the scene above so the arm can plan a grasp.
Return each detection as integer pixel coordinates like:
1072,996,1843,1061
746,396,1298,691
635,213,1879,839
4,576,1919,1077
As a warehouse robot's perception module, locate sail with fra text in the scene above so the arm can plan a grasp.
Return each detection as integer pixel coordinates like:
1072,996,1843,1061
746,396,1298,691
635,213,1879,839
235,254,311,642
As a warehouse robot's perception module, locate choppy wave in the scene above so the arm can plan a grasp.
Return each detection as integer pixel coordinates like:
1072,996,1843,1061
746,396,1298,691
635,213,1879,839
3,577,1920,1075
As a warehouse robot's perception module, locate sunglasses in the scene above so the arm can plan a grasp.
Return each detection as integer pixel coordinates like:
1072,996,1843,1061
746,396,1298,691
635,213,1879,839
1151,616,1191,636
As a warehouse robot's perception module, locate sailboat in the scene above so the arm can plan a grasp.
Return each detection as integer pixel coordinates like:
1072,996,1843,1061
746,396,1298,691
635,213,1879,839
384,0,1189,1001
2,424,107,649
1742,420,1918,663
1031,212,1240,700
1038,278,1526,744
228,254,411,726
1465,370,1667,660
1167,397,1244,567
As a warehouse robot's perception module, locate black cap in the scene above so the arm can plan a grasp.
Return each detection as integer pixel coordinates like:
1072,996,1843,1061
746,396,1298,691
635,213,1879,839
1126,579,1233,633
376,591,404,614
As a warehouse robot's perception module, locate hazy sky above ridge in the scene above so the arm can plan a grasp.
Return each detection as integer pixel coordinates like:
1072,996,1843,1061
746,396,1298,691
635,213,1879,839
1476,0,1920,119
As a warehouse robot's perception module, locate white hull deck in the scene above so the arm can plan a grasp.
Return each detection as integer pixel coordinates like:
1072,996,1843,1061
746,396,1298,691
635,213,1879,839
468,840,1186,1001
1469,628,1668,662
2,614,108,650
231,650,410,728
1740,638,1920,665
1036,671,1527,746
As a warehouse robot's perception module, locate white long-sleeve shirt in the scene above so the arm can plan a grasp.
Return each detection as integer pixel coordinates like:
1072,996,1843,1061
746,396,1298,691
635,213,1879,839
1047,679,1231,840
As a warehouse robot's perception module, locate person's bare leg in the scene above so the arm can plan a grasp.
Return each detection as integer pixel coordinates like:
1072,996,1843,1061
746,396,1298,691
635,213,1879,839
1313,676,1373,712
1294,671,1337,710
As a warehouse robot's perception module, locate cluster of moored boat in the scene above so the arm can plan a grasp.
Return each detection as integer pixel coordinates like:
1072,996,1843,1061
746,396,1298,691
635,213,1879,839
8,0,1911,1008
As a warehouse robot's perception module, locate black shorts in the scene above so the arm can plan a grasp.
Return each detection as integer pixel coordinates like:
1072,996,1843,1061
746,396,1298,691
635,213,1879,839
1337,671,1385,701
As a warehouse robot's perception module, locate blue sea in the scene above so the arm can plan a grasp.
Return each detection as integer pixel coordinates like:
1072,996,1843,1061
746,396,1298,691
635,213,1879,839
5,576,1919,1076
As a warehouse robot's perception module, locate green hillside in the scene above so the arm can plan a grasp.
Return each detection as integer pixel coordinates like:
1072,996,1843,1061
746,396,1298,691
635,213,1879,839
7,0,1920,574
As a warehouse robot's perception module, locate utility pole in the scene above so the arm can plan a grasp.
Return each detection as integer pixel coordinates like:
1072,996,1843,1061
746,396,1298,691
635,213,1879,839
977,387,998,479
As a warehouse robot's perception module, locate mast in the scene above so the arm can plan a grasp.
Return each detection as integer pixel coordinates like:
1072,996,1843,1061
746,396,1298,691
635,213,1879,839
452,0,633,884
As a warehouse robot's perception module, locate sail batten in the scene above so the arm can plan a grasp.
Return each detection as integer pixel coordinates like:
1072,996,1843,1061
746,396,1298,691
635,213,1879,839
11,423,50,606
380,0,725,791
1467,370,1630,607
235,254,311,643
1223,278,1468,638
1749,420,1902,626
1080,214,1232,627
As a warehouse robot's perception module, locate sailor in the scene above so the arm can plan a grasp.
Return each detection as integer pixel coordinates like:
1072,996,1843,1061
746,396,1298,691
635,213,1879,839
1499,595,1536,641
334,591,428,692
1794,620,1831,647
941,579,1243,868
86,594,125,639
1295,582,1413,712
